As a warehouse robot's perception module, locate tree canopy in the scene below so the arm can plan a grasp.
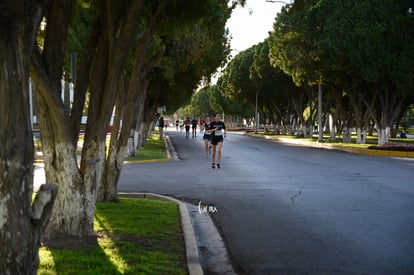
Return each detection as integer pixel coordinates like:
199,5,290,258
268,0,414,142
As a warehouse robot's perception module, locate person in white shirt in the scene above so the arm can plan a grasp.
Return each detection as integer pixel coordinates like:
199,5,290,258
201,115,212,158
209,113,226,169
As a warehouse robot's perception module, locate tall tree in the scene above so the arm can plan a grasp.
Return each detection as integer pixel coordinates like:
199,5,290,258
27,0,245,239
250,41,306,135
101,0,234,201
30,0,90,239
269,0,414,144
318,0,414,144
0,1,58,273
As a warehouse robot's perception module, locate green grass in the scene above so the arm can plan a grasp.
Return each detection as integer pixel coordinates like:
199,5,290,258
125,133,167,162
38,197,187,275
258,131,414,146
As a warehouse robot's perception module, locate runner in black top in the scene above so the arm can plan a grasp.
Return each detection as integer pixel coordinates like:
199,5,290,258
209,113,226,169
191,118,198,138
183,117,191,139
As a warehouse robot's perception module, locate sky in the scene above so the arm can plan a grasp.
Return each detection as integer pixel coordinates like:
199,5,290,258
225,0,288,54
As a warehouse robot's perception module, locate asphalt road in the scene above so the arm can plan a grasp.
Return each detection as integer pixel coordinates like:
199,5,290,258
119,128,414,274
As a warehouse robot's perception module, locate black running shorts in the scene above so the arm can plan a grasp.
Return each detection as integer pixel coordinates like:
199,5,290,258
211,135,224,145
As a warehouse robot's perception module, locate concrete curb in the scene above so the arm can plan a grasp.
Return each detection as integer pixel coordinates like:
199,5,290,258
164,134,180,161
118,192,203,275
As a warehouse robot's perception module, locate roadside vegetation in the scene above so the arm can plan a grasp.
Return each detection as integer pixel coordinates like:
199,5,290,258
38,197,186,275
37,133,184,274
125,132,167,162
250,130,414,152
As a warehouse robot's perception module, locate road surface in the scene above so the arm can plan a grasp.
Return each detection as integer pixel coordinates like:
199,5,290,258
119,129,414,274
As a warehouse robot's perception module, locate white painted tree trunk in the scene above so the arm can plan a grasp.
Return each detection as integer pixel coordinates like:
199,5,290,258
362,129,367,143
42,142,95,238
378,128,387,145
134,129,140,150
377,126,391,146
356,128,367,144
356,128,362,144
386,126,391,143
101,144,127,201
80,140,106,222
342,127,351,142
328,113,336,141
127,127,137,157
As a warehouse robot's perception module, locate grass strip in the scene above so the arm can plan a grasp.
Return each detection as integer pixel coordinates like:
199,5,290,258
125,133,167,162
256,132,414,146
38,197,187,275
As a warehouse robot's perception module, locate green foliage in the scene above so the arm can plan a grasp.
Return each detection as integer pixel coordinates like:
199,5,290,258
217,40,306,122
64,0,95,82
319,0,414,94
265,0,414,138
269,0,414,95
149,0,233,113
269,0,324,86
218,47,257,103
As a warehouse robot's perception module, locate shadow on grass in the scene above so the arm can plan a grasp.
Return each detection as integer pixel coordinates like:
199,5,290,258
38,198,187,275
39,235,121,275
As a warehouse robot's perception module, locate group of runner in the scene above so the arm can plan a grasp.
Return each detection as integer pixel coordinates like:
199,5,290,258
180,117,199,139
202,113,227,169
178,114,226,169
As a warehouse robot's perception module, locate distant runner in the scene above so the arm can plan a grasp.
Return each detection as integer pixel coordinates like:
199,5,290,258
183,117,191,139
191,118,198,138
201,115,212,158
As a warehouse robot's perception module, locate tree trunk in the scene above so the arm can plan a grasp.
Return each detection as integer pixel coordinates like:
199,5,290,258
98,81,126,202
29,0,97,238
375,85,406,145
100,76,151,201
81,0,145,203
0,1,57,273
98,2,167,201
35,91,94,238
0,41,38,275
328,113,337,142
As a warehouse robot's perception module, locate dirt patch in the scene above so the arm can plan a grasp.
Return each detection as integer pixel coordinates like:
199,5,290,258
42,235,99,250
41,233,157,250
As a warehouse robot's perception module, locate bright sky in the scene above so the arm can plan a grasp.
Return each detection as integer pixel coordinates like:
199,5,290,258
226,0,287,54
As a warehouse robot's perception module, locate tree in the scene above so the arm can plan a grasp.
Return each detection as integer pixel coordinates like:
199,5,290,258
218,48,258,111
26,0,245,240
270,0,414,144
250,41,306,135
218,42,309,134
30,0,92,239
269,0,325,87
0,1,58,273
100,0,235,201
